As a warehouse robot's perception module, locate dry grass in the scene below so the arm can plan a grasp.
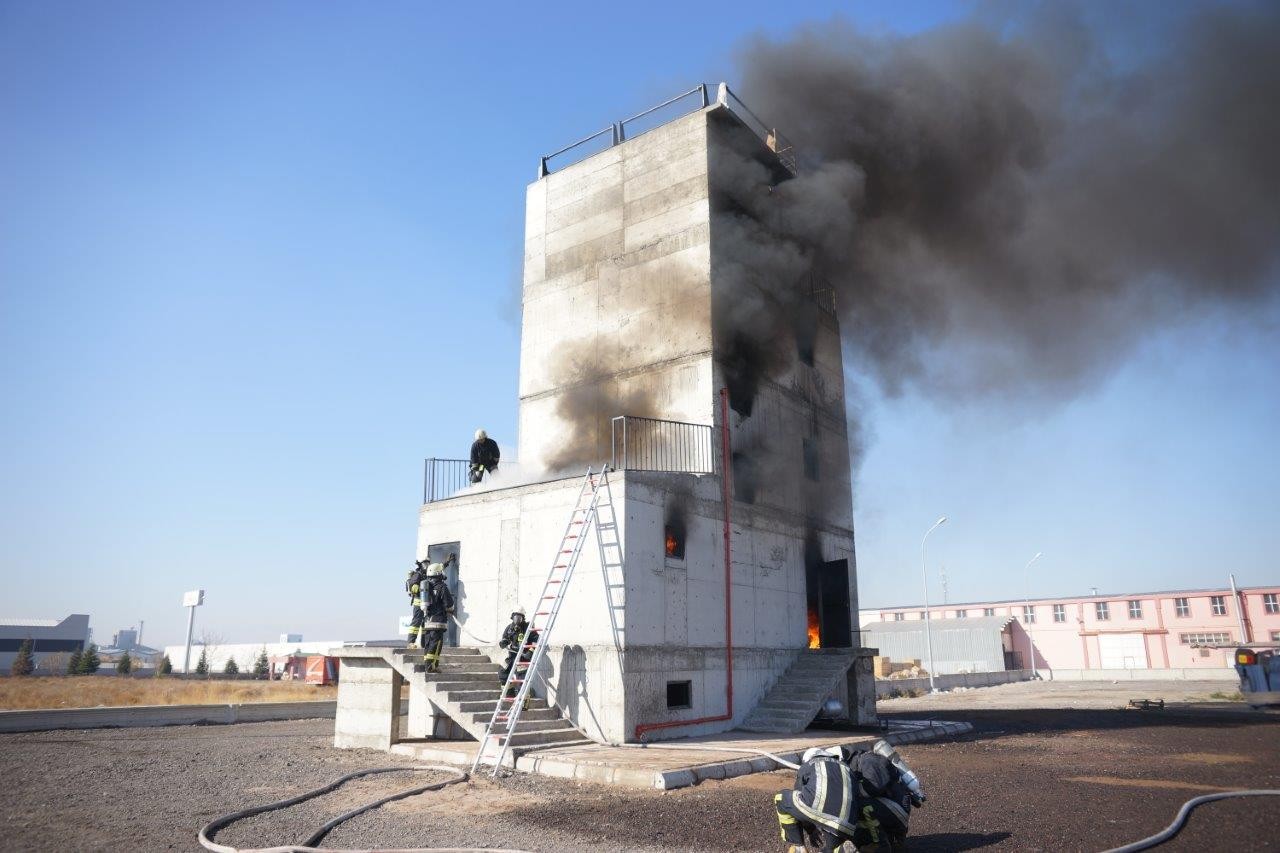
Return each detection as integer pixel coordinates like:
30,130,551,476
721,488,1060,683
0,676,337,710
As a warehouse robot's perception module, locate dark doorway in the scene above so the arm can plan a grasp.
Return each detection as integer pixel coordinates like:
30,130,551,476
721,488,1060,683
428,541,460,647
818,559,853,648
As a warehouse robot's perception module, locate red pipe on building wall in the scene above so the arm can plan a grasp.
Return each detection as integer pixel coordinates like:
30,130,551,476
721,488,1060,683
634,388,735,741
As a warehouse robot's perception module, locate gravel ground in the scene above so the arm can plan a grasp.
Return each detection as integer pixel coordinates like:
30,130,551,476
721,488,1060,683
1,706,1278,852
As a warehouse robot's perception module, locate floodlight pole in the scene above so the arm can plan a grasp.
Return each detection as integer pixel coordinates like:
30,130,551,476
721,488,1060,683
1023,552,1044,678
921,516,947,693
181,589,205,674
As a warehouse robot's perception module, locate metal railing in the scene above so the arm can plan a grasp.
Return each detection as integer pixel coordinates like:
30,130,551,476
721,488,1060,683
422,458,471,503
805,272,837,318
610,416,715,474
538,82,797,178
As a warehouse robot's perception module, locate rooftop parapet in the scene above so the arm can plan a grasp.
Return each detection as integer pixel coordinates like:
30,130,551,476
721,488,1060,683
537,82,796,178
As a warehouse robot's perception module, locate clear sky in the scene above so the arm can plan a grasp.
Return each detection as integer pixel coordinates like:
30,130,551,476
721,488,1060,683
2,1,1276,649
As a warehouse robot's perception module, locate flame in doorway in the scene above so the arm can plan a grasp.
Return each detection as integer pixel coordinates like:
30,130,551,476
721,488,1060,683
807,608,821,649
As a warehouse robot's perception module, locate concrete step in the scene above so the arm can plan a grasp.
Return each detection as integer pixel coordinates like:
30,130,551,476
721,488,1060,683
484,718,576,734
736,648,859,736
500,728,589,748
445,689,505,703
471,708,560,724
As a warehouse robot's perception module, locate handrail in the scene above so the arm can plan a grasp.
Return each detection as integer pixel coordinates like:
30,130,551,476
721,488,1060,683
610,415,715,474
537,82,795,178
422,457,471,504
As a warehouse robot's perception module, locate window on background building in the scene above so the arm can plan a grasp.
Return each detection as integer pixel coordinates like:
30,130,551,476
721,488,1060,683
1095,602,1110,621
893,612,905,622
1128,600,1143,619
1175,597,1190,617
919,611,927,620
956,610,967,619
1023,605,1036,624
1053,604,1066,623
1179,632,1232,646
983,607,995,617
1264,593,1278,614
1271,631,1280,642
1211,595,1227,616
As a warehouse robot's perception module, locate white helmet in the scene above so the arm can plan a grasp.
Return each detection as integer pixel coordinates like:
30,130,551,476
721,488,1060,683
475,429,487,441
511,607,526,619
426,562,446,577
802,746,841,764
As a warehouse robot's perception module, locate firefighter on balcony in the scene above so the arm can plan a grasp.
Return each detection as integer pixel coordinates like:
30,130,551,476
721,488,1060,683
469,429,500,484
773,741,921,852
404,559,429,648
498,607,538,694
420,553,456,674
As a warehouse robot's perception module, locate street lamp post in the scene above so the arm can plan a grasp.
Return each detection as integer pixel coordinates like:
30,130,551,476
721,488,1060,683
181,589,205,674
921,516,948,693
1023,553,1043,678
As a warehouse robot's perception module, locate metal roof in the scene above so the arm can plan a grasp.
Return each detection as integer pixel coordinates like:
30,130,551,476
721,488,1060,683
0,618,60,627
864,615,1014,633
865,585,1280,612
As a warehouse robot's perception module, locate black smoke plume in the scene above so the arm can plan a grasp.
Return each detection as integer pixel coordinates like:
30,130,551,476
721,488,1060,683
736,3,1280,403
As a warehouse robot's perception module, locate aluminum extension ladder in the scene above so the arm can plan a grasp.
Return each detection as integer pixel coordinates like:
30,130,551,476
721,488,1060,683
470,466,609,776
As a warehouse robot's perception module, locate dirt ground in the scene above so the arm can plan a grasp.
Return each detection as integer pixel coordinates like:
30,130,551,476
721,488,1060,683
0,701,1277,851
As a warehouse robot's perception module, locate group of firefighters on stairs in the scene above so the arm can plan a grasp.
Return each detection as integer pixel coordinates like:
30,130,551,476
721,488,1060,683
407,428,927,852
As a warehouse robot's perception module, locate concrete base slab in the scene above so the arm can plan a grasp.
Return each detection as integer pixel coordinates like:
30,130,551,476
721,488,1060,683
389,719,971,790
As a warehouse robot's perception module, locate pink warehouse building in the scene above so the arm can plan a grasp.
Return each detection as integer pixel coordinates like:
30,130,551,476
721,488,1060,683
861,585,1280,677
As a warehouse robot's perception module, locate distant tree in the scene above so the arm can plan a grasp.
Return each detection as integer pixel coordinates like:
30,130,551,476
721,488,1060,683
156,655,173,676
10,638,35,676
223,657,239,675
194,648,209,676
67,649,83,675
78,644,101,674
252,647,269,678
115,651,133,675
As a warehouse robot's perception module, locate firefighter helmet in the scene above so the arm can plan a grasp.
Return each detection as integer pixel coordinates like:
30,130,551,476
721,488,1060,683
511,607,526,620
426,562,446,577
475,428,487,441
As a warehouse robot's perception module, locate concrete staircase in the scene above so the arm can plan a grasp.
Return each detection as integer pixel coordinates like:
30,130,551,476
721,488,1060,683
388,646,591,754
738,648,859,734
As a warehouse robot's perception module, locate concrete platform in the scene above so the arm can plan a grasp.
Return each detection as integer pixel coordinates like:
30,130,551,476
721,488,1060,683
390,718,971,790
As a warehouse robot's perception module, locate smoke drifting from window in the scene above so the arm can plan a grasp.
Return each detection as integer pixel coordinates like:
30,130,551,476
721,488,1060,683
737,4,1280,402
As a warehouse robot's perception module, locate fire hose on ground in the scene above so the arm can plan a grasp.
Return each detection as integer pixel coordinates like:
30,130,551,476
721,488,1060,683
1103,789,1280,852
196,764,530,853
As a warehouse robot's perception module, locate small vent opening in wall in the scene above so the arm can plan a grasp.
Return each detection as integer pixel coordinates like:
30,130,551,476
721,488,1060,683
666,680,692,710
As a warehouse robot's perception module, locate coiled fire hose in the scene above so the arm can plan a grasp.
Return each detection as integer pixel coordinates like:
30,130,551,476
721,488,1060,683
197,764,530,853
1103,789,1280,852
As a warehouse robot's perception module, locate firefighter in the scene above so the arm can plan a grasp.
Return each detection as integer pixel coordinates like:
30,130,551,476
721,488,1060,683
469,429,500,484
498,607,538,693
773,743,919,853
420,553,456,674
404,559,429,648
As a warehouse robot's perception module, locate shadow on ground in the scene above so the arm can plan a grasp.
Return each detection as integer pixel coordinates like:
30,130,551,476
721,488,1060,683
910,831,1012,851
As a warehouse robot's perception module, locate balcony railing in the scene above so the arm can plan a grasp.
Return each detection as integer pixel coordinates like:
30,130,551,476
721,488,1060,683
422,458,470,504
538,82,797,178
610,416,716,475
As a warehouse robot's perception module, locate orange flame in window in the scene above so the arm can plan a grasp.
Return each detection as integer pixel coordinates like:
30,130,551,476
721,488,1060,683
665,531,678,557
807,608,821,649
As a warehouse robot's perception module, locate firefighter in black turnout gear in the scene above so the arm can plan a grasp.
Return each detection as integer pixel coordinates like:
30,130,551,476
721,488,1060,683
419,553,456,674
498,607,538,695
773,741,922,852
404,560,429,647
469,429,500,484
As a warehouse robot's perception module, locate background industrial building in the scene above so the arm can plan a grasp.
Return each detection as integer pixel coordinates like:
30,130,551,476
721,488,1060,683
861,584,1280,678
0,614,89,672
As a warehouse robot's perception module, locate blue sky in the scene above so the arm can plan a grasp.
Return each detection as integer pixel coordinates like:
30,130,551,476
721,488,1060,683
2,1,1275,648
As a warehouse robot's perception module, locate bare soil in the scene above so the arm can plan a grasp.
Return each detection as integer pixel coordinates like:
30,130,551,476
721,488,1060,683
0,705,1277,851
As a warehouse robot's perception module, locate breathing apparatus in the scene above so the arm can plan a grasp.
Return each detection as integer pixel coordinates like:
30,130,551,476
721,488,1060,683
873,739,926,805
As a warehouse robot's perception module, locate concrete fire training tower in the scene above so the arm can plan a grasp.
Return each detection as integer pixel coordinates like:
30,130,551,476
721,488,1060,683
398,84,875,747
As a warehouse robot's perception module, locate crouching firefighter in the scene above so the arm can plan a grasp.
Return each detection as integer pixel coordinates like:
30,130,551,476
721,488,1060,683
498,607,538,696
404,559,429,648
773,740,924,853
420,553,456,674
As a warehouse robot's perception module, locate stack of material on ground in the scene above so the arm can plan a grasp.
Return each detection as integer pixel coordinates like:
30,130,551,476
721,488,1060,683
873,656,929,680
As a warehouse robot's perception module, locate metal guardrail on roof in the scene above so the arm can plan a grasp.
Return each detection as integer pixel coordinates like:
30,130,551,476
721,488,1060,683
538,82,797,178
422,457,470,503
610,415,716,475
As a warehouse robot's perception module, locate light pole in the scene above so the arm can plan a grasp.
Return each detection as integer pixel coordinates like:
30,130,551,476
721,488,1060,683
182,589,205,674
1023,553,1043,678
921,516,947,693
